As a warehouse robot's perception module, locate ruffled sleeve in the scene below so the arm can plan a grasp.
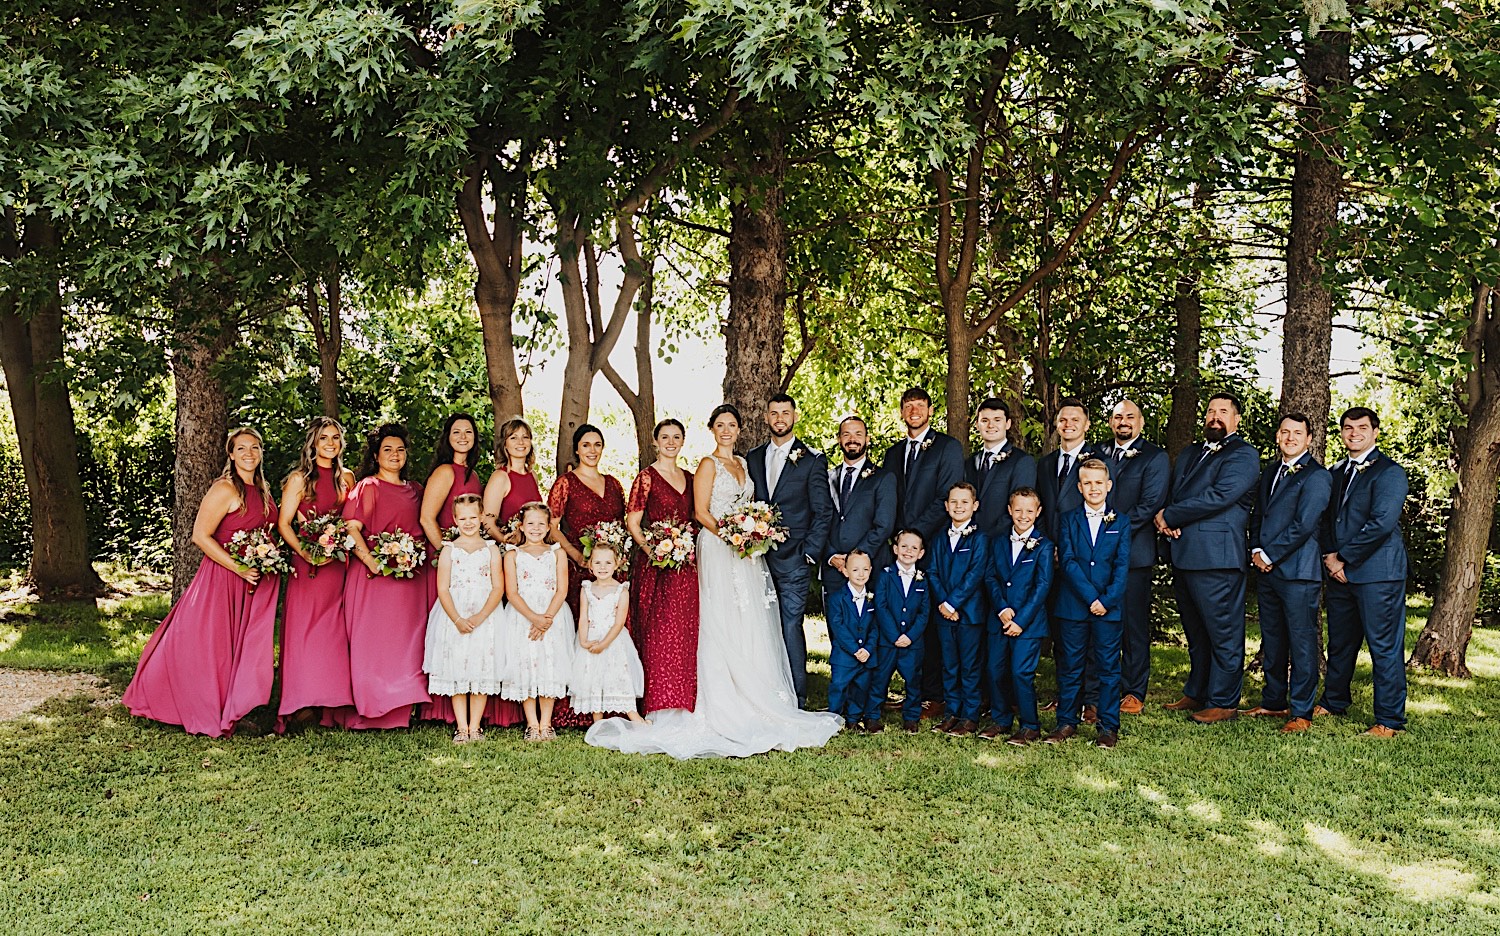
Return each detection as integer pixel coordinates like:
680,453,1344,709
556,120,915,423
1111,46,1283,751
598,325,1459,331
628,468,653,514
342,477,374,526
547,471,571,524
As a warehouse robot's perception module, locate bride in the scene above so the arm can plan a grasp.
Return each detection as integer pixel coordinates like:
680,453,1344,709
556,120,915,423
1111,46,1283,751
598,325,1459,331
585,404,843,759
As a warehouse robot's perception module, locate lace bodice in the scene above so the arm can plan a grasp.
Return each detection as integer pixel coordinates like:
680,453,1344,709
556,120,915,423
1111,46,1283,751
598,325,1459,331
582,581,625,638
708,455,753,517
444,542,495,593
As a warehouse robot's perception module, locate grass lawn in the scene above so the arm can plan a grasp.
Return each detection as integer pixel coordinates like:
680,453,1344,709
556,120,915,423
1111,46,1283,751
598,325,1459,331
2,584,1499,934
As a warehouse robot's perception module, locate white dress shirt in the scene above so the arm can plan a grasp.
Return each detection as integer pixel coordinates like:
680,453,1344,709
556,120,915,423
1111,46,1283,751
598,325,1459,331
1009,526,1035,563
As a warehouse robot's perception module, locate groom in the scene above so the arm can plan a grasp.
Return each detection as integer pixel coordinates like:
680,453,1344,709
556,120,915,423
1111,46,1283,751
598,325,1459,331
748,393,833,708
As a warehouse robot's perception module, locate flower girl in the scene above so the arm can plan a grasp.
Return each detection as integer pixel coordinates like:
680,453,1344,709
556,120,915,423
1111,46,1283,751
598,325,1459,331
423,495,506,744
501,502,575,741
569,544,647,724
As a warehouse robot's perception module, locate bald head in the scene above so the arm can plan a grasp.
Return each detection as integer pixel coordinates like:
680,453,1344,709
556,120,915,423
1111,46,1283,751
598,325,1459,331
1109,399,1144,444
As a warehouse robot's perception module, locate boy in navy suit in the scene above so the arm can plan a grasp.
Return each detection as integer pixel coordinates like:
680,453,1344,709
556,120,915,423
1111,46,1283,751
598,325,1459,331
872,530,930,733
825,550,879,729
929,482,990,737
1048,459,1131,748
982,487,1053,745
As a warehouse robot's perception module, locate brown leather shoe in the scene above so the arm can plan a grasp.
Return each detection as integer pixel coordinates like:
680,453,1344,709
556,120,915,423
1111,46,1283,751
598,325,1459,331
882,694,906,711
1241,705,1290,718
946,719,978,737
1095,730,1118,749
1312,704,1338,717
931,716,958,734
1163,695,1203,711
902,720,920,734
1280,717,1312,733
1040,698,1059,712
1006,729,1041,747
1082,705,1099,725
1041,725,1077,744
864,720,885,734
921,700,946,720
1119,695,1144,715
977,724,1008,740
1362,724,1405,738
1189,707,1239,724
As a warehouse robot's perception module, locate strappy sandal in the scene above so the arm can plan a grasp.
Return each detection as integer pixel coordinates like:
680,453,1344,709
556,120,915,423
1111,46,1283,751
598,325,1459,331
539,726,557,741
452,729,468,744
523,726,541,742
469,727,485,742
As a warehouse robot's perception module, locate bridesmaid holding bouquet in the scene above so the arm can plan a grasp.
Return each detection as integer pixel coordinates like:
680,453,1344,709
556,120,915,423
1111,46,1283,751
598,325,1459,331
124,428,281,738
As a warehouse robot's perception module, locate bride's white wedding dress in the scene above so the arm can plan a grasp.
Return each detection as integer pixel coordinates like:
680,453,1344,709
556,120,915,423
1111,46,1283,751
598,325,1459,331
585,454,843,759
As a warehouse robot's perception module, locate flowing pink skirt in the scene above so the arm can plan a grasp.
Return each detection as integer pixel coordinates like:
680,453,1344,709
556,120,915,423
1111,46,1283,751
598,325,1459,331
277,555,352,721
325,564,431,729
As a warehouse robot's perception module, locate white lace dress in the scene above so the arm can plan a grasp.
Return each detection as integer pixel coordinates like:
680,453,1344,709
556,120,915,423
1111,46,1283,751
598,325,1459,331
569,581,645,714
423,543,506,696
585,454,843,758
500,544,576,701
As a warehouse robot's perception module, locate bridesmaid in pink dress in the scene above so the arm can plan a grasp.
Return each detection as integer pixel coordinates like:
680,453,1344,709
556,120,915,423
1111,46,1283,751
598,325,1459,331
328,423,433,729
275,417,356,731
624,419,700,714
548,424,627,620
124,428,280,737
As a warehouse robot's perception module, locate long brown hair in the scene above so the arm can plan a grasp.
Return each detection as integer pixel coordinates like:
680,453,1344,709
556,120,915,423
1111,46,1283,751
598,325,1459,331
221,427,273,514
495,417,536,473
284,417,349,505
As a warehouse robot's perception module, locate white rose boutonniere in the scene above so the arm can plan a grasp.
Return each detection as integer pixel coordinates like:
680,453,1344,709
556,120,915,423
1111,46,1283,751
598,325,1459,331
1354,460,1372,474
1023,537,1040,551
1120,447,1140,459
914,570,925,581
1285,463,1303,475
920,436,934,452
958,526,975,537
859,467,876,480
1203,441,1224,455
1102,511,1117,525
861,591,874,601
787,447,804,464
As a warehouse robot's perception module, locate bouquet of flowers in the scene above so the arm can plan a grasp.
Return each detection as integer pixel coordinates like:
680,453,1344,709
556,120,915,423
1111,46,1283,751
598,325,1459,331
716,501,788,560
643,519,696,570
295,511,355,577
580,520,632,572
225,527,292,590
365,530,427,579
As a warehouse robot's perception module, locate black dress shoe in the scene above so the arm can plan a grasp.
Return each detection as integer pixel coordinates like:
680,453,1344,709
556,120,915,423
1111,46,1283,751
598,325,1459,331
1095,730,1118,749
844,720,864,732
902,721,920,733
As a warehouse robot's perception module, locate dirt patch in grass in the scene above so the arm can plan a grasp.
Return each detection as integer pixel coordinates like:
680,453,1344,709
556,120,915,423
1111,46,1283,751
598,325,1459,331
0,667,113,721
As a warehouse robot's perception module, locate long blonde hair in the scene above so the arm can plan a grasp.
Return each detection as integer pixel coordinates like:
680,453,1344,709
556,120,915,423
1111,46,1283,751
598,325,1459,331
496,417,536,473
221,427,273,514
284,417,349,505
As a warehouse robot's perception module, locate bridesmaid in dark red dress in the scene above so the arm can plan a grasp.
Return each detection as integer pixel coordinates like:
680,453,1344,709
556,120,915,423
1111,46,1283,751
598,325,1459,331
328,423,433,729
123,428,280,737
624,419,700,714
547,424,627,619
276,417,356,731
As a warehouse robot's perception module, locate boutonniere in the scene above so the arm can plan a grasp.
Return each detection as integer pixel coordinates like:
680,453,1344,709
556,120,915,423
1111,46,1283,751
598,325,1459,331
1120,447,1140,459
787,447,804,464
1023,537,1040,551
957,526,975,537
859,467,875,480
920,436,934,452
1285,463,1303,475
1203,441,1224,455
914,570,925,581
1354,460,1372,473
992,449,1010,462
1102,511,1117,525
860,591,874,601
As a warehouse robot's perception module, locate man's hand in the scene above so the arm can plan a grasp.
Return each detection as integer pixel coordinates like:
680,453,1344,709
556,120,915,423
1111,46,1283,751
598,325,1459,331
1324,552,1348,583
1089,599,1107,617
1003,622,1022,637
854,648,870,664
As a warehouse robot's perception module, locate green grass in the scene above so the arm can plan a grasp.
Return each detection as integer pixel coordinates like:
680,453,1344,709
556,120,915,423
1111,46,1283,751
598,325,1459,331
2,588,1499,934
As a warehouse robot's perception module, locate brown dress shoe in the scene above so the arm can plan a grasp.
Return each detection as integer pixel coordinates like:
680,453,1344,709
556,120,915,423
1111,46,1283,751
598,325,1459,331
883,694,906,711
903,720,920,733
1119,695,1144,715
1006,729,1041,747
1041,725,1077,744
1081,705,1099,725
1189,707,1239,724
921,700,946,720
931,716,958,734
1280,717,1313,733
946,719,978,737
1040,698,1059,712
1162,696,1202,712
1095,730,1118,749
1241,705,1290,718
1362,724,1405,738
977,725,1008,740
864,720,885,734
1312,704,1339,717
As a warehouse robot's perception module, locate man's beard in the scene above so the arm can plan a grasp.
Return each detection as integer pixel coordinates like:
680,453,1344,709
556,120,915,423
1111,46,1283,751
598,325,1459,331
1113,427,1135,441
842,443,867,461
1205,424,1227,442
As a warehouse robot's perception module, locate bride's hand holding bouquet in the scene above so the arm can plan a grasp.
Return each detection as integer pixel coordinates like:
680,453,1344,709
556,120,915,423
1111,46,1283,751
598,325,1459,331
716,501,789,560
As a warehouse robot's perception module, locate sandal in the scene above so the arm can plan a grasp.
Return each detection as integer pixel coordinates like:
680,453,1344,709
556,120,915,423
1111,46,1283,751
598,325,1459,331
452,729,468,745
539,726,557,741
523,726,541,742
470,727,485,742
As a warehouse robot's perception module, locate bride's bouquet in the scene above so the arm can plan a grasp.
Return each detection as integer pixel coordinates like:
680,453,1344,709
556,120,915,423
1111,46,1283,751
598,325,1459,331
295,511,355,577
365,530,427,579
580,520,632,572
225,527,292,591
716,501,788,560
643,518,696,570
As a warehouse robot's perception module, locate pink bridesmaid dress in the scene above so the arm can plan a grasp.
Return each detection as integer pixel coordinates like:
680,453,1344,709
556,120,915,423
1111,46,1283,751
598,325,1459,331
276,467,353,726
324,476,433,729
123,488,280,738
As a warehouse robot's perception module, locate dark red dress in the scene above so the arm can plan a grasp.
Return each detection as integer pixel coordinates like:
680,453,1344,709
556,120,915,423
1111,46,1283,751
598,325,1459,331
278,469,352,724
434,463,485,530
628,466,700,713
498,468,543,525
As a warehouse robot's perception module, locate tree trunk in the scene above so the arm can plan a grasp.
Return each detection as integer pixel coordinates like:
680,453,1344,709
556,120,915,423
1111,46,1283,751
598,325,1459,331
1411,282,1500,676
0,212,103,600
457,154,527,442
170,313,234,601
723,130,787,453
1282,26,1350,457
1166,268,1203,459
305,267,342,419
554,220,594,475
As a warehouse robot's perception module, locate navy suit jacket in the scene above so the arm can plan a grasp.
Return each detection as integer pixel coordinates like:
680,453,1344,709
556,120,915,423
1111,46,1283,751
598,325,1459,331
747,437,833,574
929,526,990,626
825,586,878,662
1250,452,1332,582
1036,443,1109,542
823,461,898,588
884,429,965,548
1161,434,1259,572
875,565,931,646
1055,507,1131,621
986,531,1053,638
1099,439,1170,569
1320,449,1408,584
967,443,1038,538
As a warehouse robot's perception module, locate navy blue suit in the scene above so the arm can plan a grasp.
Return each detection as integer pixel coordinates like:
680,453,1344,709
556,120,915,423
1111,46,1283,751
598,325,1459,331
986,530,1052,731
1101,438,1171,701
1055,507,1131,732
872,565,931,723
822,461,898,593
968,443,1039,538
825,585,879,723
1162,434,1260,709
1318,449,1409,730
1037,443,1108,543
929,525,990,722
1250,452,1332,719
748,436,833,708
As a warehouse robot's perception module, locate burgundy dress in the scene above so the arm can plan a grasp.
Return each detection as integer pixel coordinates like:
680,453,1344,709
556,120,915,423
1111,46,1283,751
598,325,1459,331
277,469,353,725
326,476,432,729
548,470,627,619
628,466,700,713
498,468,543,525
435,463,485,530
123,487,280,737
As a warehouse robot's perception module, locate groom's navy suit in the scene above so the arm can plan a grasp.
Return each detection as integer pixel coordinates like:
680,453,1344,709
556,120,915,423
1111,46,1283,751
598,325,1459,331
1249,450,1331,720
930,525,990,722
822,460,898,593
1161,433,1260,710
748,436,833,708
1318,448,1409,730
1100,438,1171,702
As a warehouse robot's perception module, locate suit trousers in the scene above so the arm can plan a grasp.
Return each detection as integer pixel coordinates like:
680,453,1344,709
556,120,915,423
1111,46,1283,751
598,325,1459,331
828,648,876,723
1256,577,1323,718
988,632,1044,730
870,641,924,723
938,621,984,722
1174,569,1248,709
1055,618,1123,733
770,557,812,707
1320,578,1408,730
1119,566,1155,700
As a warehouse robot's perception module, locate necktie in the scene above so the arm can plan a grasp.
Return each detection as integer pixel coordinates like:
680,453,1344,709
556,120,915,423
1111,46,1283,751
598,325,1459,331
1058,452,1073,480
839,466,855,509
768,445,786,493
1271,463,1288,496
906,439,920,474
1114,445,1126,463
1340,460,1359,506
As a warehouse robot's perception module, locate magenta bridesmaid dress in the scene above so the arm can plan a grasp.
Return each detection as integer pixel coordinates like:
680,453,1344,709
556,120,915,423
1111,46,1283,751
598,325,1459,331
123,488,280,738
276,467,353,726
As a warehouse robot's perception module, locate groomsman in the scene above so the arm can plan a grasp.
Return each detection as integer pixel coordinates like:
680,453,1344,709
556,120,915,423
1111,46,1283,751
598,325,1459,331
1318,407,1410,737
823,416,898,594
967,397,1038,538
1156,391,1260,724
1037,398,1106,542
747,393,833,709
1102,399,1170,714
1246,413,1332,733
884,387,964,717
